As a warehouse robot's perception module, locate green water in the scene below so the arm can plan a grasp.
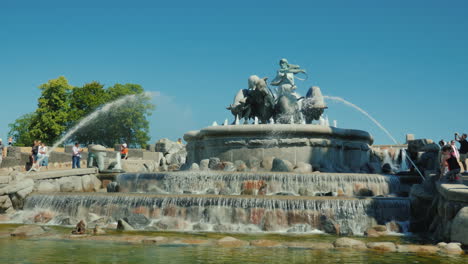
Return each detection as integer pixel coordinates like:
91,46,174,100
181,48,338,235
1,239,466,264
0,225,466,264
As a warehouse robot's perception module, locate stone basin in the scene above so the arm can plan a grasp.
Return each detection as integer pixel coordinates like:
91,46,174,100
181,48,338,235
184,124,373,172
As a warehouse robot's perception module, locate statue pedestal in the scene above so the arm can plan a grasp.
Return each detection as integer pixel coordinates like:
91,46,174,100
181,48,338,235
184,124,373,172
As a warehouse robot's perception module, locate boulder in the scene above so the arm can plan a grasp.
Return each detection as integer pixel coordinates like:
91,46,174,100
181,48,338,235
36,181,60,192
450,207,468,245
234,160,248,171
188,163,199,171
123,214,150,228
121,159,158,173
271,158,294,172
59,176,83,192
165,149,187,166
155,138,183,154
285,242,334,250
0,178,34,195
250,239,282,248
223,162,236,172
293,162,312,173
333,237,366,249
260,157,275,171
208,158,221,170
247,157,261,170
89,175,101,191
117,219,134,231
421,143,440,153
216,236,249,247
17,186,33,199
320,215,340,235
366,242,396,252
10,225,46,237
81,175,95,192
0,195,13,213
396,244,439,254
0,176,10,185
200,159,210,171
408,139,434,153
437,242,463,254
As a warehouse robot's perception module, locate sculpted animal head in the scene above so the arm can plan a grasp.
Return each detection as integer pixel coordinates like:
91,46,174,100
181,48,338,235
254,77,268,93
248,75,260,89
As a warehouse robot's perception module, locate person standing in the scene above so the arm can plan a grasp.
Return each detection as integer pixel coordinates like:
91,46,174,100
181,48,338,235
450,140,460,159
0,139,4,167
441,145,462,183
120,143,128,160
31,140,40,168
455,133,468,172
72,143,82,169
8,137,13,146
38,142,49,169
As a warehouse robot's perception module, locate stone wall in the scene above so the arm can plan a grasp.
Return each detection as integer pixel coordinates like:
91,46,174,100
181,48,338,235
0,169,101,215
185,125,373,173
410,177,468,246
1,147,88,171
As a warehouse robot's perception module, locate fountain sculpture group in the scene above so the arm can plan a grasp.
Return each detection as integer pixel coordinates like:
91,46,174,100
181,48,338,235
20,59,410,235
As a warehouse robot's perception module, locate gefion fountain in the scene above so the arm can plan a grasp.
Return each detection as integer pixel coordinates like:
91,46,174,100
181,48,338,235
22,59,410,235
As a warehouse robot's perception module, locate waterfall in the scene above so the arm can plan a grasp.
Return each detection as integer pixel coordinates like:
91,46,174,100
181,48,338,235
116,171,401,197
382,149,396,171
23,193,410,235
399,149,409,172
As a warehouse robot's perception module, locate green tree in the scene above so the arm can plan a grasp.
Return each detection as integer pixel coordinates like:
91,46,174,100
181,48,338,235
72,83,153,148
68,81,109,145
69,81,109,121
8,113,36,146
8,78,154,148
29,76,72,144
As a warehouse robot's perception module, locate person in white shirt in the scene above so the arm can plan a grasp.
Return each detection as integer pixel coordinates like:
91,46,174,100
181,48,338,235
38,143,49,169
72,143,82,169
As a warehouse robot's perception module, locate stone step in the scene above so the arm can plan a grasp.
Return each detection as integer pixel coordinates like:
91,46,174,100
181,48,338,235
26,168,98,180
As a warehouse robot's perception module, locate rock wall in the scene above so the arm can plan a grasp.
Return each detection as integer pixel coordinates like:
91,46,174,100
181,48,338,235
410,177,468,246
1,146,88,171
0,170,101,215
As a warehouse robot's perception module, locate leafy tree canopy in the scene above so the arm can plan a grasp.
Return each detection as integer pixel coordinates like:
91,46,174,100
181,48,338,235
8,77,154,148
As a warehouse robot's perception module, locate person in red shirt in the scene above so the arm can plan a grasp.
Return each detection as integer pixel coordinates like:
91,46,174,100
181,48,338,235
120,143,129,160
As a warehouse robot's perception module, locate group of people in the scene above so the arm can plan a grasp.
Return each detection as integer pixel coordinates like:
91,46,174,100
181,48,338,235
438,133,468,183
31,140,49,169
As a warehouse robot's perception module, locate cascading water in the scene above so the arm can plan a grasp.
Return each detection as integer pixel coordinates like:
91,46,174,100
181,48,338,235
116,171,401,197
400,149,409,172
22,193,410,235
30,92,153,173
323,95,424,180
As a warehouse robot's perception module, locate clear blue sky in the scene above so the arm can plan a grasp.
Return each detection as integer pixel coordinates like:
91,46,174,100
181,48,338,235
1,0,467,145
